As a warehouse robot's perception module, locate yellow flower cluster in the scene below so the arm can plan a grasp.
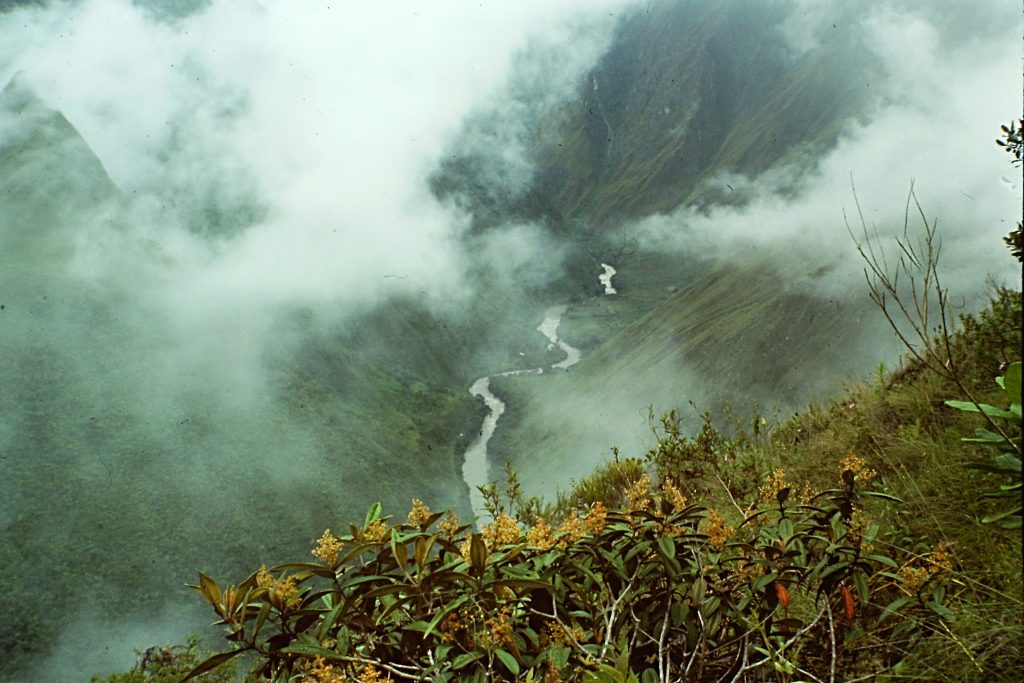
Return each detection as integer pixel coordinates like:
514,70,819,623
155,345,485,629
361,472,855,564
459,537,474,564
543,659,566,683
407,498,431,527
256,564,302,611
540,620,584,647
363,519,388,543
895,543,953,595
704,509,733,550
758,468,789,502
304,656,347,683
553,502,608,548
662,478,688,513
440,606,474,646
897,564,930,594
625,473,652,513
845,507,874,549
583,501,608,534
839,450,877,485
439,510,460,537
929,541,954,573
482,605,515,650
527,518,556,550
557,512,585,547
360,664,387,683
482,513,521,547
312,528,343,565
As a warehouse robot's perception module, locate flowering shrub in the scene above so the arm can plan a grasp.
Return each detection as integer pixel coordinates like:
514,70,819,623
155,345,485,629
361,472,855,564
187,458,949,682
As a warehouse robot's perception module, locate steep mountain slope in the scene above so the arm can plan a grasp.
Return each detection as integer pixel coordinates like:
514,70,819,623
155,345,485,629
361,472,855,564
487,256,900,498
434,0,879,244
530,1,877,227
1,76,120,287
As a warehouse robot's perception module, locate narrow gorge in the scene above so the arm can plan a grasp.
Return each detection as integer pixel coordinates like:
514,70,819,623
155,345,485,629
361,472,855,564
462,265,616,520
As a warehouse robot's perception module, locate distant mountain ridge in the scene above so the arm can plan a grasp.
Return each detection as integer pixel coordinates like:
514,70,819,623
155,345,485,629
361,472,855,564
436,0,879,239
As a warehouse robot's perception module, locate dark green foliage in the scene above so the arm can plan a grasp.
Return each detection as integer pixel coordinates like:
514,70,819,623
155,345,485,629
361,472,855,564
187,473,945,681
89,636,236,683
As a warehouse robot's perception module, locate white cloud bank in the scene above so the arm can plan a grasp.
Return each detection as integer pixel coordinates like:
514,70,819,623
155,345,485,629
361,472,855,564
1,0,634,320
636,0,1021,303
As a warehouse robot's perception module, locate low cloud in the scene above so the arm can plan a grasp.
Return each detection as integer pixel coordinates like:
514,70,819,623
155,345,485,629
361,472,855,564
635,0,1020,305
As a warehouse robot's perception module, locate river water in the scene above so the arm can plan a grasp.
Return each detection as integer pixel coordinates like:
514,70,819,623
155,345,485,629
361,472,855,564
462,264,616,521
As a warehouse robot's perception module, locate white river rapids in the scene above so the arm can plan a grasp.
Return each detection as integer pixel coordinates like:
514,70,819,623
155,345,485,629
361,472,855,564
462,265,616,521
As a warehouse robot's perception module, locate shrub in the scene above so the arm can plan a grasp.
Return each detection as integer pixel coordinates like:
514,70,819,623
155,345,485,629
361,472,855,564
187,462,949,682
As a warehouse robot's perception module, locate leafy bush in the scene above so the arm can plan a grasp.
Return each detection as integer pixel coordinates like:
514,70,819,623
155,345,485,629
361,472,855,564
89,636,236,683
187,457,949,682
946,361,1022,528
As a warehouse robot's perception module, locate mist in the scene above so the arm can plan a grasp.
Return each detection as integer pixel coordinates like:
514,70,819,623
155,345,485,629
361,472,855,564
633,0,1021,301
1,0,1020,678
0,0,634,677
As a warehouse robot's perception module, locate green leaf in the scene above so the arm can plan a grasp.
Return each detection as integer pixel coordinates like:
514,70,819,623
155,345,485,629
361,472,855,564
860,491,904,503
391,530,408,568
181,648,248,681
926,600,955,621
548,646,571,669
982,506,1023,524
692,576,707,604
363,584,409,601
495,648,520,676
852,571,869,604
865,554,898,569
657,536,676,560
752,572,779,593
253,602,272,634
470,533,488,572
364,501,383,527
451,651,483,670
282,643,343,658
944,400,1018,420
964,461,1019,476
197,571,222,606
423,594,471,640
877,596,914,625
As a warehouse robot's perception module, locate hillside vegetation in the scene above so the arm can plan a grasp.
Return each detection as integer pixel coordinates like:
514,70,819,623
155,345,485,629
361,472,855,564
106,283,1020,681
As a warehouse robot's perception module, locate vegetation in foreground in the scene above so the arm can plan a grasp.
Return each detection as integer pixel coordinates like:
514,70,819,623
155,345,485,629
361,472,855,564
94,283,1020,682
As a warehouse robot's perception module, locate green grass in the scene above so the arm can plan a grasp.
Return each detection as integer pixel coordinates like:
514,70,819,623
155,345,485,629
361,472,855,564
549,287,1023,680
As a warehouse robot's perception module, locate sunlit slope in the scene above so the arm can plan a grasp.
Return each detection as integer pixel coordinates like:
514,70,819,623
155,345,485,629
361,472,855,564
488,260,898,497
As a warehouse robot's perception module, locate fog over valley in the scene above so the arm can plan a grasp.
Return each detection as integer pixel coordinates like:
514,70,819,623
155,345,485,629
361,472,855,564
0,0,1019,678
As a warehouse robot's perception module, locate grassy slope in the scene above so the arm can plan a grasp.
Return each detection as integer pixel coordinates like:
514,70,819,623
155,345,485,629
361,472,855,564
551,288,1023,680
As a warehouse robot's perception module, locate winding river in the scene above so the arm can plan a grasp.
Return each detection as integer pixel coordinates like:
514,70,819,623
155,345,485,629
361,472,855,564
462,265,616,521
